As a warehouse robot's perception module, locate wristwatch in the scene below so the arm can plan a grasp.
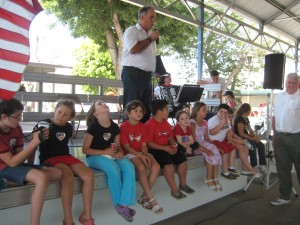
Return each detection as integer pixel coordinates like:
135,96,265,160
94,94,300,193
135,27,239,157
147,37,152,43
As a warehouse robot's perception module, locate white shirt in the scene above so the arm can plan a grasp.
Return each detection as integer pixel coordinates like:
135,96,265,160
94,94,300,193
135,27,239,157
273,89,300,133
154,86,162,99
204,77,226,90
208,115,231,141
122,23,156,72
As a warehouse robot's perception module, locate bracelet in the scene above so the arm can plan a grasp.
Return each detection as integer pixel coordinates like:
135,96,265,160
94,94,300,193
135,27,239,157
147,37,152,43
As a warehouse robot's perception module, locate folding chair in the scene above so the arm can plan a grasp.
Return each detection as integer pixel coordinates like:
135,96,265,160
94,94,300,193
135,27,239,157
56,94,85,139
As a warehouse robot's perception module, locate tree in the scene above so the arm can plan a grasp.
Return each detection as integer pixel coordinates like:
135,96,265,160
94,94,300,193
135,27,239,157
73,40,115,94
41,0,197,79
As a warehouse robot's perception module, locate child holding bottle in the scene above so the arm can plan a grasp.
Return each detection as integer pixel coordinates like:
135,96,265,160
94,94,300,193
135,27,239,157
82,100,136,223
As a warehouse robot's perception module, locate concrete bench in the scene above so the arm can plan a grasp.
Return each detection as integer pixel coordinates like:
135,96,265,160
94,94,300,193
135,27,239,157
0,155,206,210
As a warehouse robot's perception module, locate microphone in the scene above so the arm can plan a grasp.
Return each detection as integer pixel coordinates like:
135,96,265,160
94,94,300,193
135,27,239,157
154,29,159,44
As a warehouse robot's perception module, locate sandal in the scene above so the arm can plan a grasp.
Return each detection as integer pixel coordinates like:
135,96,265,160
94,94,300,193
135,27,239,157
179,185,195,194
78,214,95,225
213,178,223,191
171,190,187,200
148,198,163,214
137,195,151,210
205,178,217,192
115,204,133,222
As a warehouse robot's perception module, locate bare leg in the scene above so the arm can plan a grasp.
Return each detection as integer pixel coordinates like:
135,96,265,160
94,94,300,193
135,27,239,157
55,164,75,225
163,164,179,194
177,161,188,188
25,169,49,225
41,167,62,181
71,163,94,221
235,144,256,172
131,157,154,201
222,153,229,173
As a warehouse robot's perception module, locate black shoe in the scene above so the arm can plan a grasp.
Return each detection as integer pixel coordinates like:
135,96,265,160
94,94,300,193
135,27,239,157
228,168,240,177
221,172,236,180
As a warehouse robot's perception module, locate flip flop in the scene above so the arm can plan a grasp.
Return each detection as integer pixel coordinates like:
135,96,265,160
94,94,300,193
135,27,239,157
115,205,133,222
78,214,95,225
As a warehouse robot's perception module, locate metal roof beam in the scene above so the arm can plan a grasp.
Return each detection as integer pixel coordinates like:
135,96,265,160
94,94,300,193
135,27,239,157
121,0,300,61
264,0,300,25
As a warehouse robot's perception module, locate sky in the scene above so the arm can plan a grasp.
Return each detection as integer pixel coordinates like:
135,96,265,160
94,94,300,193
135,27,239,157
29,11,86,66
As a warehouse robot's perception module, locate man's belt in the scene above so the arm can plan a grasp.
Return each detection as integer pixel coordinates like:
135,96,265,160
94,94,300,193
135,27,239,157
123,66,152,75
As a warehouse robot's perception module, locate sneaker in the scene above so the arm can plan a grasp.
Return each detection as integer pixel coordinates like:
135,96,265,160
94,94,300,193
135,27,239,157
171,190,187,200
228,168,240,177
241,170,255,176
270,198,291,206
179,185,195,194
221,172,236,180
258,165,267,173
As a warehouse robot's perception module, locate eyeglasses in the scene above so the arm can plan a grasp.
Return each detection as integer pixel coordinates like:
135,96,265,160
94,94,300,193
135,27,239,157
9,115,23,121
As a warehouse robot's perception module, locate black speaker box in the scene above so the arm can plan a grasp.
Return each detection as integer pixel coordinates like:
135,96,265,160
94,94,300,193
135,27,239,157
155,55,167,75
263,53,285,89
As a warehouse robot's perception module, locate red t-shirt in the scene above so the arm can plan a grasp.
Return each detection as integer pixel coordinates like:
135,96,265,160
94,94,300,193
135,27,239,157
145,118,173,146
120,121,148,154
0,126,24,170
173,124,192,143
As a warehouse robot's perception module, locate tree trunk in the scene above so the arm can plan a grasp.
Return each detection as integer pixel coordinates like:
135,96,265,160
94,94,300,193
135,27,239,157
224,57,246,90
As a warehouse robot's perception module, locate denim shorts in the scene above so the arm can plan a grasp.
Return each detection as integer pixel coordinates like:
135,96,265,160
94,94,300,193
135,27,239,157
0,163,43,185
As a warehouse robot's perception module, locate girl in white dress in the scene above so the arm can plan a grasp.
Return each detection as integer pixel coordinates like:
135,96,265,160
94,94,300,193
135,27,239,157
190,102,222,191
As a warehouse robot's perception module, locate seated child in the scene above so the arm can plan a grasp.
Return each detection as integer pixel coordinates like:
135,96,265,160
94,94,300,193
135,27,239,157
36,99,95,225
145,99,195,200
208,104,258,179
82,100,136,223
120,100,163,214
0,98,61,225
190,102,222,191
173,110,199,156
234,103,267,173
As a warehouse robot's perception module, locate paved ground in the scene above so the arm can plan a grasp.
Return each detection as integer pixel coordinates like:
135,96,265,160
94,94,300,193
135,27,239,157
153,173,300,225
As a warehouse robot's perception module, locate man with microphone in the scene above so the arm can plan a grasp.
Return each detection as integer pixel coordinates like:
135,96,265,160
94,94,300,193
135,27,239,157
122,6,159,123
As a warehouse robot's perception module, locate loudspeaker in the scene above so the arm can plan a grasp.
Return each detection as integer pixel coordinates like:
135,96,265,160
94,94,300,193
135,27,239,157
263,53,285,89
155,55,167,76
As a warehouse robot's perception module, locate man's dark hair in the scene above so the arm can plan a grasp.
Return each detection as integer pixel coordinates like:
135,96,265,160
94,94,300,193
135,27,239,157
210,70,219,77
151,99,168,115
217,103,230,112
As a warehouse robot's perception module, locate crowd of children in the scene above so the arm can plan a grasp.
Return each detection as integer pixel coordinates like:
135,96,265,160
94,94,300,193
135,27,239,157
0,97,265,225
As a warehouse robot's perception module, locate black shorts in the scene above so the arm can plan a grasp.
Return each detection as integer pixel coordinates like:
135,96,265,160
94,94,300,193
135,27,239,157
149,148,187,168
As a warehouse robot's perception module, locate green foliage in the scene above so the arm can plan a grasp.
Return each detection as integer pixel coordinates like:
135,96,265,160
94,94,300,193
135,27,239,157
72,40,115,94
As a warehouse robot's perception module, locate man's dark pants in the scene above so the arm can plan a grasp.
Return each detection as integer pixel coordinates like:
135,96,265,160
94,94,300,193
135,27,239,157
121,66,152,123
274,132,300,200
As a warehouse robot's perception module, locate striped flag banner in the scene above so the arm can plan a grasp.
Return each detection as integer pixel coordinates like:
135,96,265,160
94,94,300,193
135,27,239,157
0,0,43,100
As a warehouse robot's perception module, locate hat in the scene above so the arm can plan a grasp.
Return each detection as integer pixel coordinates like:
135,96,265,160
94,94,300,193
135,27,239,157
223,91,234,97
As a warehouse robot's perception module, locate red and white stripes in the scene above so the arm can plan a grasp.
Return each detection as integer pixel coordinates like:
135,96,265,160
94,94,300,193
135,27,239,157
0,0,43,100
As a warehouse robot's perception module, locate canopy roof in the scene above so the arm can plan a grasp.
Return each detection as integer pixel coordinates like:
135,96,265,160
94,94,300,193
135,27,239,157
122,0,300,63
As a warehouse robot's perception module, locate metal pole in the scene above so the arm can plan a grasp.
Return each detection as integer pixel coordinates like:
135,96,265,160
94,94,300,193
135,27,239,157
197,0,204,80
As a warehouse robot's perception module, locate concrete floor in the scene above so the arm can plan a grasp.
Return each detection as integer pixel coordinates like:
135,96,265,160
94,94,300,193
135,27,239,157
153,174,300,225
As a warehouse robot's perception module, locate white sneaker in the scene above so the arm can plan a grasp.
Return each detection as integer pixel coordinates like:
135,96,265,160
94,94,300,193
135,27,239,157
270,198,291,206
240,170,254,175
258,165,267,173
